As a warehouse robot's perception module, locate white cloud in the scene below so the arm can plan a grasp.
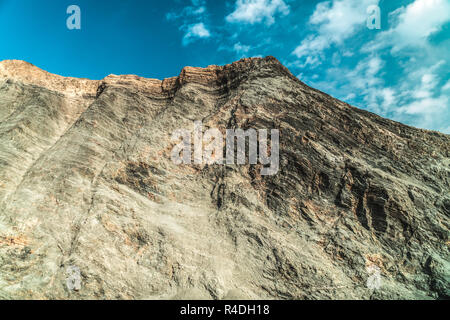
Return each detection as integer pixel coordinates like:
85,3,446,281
348,56,384,90
310,0,377,42
166,0,207,21
183,23,211,45
366,56,383,76
343,92,356,101
413,74,438,99
398,96,447,116
393,62,449,130
233,42,251,54
363,0,450,53
380,88,396,108
226,0,290,25
292,35,328,60
442,80,450,92
292,0,379,62
395,60,445,100
293,0,450,133
166,0,212,46
336,58,449,132
217,42,252,58
395,95,449,132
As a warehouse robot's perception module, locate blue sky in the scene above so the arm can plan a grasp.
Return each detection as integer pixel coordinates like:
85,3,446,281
0,0,449,133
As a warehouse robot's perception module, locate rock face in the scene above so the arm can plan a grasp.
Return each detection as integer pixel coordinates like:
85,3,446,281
0,57,448,300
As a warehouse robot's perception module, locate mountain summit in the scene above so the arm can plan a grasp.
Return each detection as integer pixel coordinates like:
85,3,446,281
0,57,448,299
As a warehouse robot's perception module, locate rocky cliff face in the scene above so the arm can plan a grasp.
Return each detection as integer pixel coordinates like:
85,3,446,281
0,57,448,300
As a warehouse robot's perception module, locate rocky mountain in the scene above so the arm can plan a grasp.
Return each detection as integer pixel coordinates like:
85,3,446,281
0,57,448,300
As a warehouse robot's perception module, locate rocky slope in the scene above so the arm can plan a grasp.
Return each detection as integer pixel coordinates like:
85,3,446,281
0,57,448,300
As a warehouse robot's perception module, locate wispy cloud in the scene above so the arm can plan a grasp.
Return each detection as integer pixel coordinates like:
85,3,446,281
166,0,207,21
392,61,449,130
166,0,212,46
233,42,251,54
183,22,211,45
226,0,290,25
217,41,252,59
363,0,450,53
290,0,449,133
292,0,379,65
442,80,450,92
358,0,450,132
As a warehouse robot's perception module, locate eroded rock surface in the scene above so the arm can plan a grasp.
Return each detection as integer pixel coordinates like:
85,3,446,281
0,57,448,299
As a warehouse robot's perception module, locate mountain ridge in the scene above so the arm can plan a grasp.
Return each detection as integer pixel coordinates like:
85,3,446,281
0,57,293,97
1,57,447,137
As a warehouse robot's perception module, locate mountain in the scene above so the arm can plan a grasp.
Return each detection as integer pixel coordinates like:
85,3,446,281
0,57,448,299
